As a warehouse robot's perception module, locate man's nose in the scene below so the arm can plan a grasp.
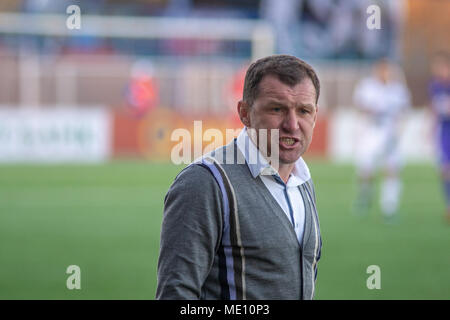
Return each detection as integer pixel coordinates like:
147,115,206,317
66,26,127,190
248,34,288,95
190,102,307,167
282,109,299,132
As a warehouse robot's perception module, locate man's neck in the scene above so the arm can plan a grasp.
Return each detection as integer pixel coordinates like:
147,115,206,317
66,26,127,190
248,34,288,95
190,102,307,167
278,163,295,184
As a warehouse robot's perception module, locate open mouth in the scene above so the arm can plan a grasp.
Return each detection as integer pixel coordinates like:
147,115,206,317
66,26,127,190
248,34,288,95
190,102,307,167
279,137,300,148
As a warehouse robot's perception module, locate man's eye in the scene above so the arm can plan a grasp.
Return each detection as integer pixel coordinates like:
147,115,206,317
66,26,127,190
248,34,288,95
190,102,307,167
272,107,281,112
299,109,310,114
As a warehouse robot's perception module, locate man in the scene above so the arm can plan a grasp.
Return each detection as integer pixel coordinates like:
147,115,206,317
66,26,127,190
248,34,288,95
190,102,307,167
156,55,322,300
428,52,450,223
352,58,411,222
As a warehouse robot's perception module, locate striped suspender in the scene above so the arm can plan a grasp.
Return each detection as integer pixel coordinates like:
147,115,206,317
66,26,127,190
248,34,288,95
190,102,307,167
304,181,322,300
197,157,246,300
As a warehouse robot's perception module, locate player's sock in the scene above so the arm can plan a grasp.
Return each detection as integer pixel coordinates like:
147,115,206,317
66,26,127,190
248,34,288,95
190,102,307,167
444,180,450,209
380,177,401,217
446,207,450,223
443,180,450,223
354,180,373,215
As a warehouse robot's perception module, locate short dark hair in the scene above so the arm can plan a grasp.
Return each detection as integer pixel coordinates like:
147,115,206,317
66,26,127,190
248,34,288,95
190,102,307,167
242,55,320,106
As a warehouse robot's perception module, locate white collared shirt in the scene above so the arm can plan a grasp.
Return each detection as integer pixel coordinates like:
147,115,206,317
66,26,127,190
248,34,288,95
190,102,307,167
236,127,311,246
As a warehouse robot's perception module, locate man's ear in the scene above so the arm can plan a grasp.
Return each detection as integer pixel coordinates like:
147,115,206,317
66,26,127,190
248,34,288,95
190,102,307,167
238,100,251,127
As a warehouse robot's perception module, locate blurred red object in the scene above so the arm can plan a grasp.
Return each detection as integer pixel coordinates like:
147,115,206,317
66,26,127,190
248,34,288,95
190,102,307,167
125,76,159,117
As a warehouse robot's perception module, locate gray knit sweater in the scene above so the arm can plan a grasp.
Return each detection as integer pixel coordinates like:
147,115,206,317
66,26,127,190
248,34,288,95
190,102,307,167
156,140,322,300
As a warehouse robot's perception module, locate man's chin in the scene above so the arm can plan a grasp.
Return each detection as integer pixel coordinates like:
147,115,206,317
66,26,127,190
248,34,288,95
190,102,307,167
278,151,303,165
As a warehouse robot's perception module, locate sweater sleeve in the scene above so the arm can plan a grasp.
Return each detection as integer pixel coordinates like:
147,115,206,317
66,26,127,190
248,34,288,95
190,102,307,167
155,164,223,300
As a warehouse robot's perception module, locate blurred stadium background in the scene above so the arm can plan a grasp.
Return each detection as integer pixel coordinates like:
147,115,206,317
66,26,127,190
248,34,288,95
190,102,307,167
0,0,449,299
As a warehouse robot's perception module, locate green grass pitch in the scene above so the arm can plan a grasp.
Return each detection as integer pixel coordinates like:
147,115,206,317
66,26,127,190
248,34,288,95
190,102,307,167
0,161,449,299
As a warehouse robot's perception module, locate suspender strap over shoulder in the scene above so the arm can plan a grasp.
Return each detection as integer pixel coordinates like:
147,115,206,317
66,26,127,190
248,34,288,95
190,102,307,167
196,156,246,300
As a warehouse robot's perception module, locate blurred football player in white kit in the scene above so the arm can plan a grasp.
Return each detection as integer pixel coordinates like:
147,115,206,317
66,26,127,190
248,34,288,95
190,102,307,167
352,58,411,222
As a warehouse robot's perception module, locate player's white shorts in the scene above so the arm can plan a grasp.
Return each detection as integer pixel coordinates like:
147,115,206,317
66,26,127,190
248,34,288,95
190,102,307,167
355,122,402,174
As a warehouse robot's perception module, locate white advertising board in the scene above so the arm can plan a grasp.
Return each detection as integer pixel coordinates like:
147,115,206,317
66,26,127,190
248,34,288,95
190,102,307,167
0,107,111,163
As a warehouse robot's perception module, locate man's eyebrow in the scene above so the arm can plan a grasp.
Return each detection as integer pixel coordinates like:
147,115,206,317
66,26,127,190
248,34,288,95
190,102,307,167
263,99,316,110
263,99,289,107
297,103,315,110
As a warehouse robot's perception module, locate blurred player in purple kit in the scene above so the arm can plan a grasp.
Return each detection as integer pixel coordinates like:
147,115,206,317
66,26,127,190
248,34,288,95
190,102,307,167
428,52,450,223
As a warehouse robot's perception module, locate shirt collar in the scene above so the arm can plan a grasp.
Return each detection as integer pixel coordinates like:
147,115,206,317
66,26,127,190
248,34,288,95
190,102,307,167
236,127,311,186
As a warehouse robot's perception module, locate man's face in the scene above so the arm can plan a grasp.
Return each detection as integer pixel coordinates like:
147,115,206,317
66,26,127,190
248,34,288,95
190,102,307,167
431,57,450,80
239,74,318,165
375,61,391,83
